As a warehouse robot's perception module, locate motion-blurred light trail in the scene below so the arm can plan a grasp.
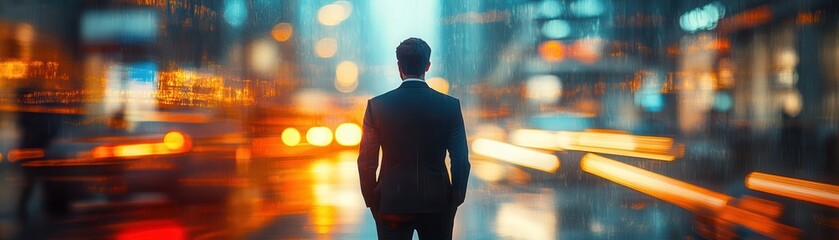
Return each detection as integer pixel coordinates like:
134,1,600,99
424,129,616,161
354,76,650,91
7,148,45,162
735,195,783,219
92,131,192,158
581,154,800,239
509,129,559,150
580,153,730,213
472,138,559,173
509,129,680,161
746,172,839,208
560,130,679,161
718,205,800,240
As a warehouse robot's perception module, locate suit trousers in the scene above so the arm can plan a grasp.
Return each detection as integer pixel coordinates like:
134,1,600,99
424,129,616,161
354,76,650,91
371,207,457,240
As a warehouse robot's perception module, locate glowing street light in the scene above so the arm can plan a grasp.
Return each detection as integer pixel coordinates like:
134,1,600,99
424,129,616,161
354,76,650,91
335,123,362,146
281,127,301,147
306,127,333,146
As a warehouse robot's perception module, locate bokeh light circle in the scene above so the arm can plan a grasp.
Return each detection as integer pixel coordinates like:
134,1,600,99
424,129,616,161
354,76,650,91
281,127,301,147
315,38,338,58
306,127,333,146
335,61,359,93
163,131,186,150
271,23,293,42
539,40,565,62
335,123,362,146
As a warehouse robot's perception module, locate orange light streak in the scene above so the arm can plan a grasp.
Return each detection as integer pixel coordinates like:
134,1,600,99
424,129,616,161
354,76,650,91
21,158,123,167
746,172,839,208
717,5,772,34
472,138,560,173
91,131,191,159
564,145,677,161
580,153,731,213
113,143,158,157
735,195,783,219
7,148,45,162
717,205,799,240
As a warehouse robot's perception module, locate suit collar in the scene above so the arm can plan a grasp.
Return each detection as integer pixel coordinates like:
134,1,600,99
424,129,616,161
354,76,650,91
398,80,430,89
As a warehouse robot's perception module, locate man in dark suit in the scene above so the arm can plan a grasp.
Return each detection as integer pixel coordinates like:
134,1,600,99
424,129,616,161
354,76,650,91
357,37,470,240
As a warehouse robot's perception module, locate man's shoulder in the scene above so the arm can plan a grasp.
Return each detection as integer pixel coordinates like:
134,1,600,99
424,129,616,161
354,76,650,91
368,90,396,103
368,88,459,103
440,93,459,103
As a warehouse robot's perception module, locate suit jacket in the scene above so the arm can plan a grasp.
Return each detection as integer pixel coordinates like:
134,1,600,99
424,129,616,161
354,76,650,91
358,80,470,214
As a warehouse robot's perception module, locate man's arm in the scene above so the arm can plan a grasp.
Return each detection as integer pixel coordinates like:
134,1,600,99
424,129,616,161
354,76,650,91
357,100,381,208
448,99,471,207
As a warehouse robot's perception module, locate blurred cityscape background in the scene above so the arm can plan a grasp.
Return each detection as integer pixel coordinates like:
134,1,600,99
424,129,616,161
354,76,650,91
0,0,837,239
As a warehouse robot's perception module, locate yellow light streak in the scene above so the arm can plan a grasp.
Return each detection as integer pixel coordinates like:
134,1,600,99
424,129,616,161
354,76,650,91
472,138,560,173
91,132,192,159
580,153,731,213
559,131,677,160
508,128,679,161
564,145,676,161
509,129,561,150
577,132,636,150
113,143,157,157
746,172,839,208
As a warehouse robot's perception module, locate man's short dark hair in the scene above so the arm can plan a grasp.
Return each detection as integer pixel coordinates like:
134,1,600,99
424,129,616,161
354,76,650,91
396,37,431,76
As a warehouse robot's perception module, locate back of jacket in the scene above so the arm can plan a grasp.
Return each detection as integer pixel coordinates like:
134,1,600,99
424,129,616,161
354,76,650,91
357,80,470,214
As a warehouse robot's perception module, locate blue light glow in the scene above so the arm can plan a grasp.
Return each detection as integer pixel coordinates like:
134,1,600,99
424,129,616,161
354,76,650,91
539,0,563,18
127,62,157,83
224,0,248,27
679,2,725,32
713,92,732,112
571,0,604,17
542,19,571,39
635,72,665,112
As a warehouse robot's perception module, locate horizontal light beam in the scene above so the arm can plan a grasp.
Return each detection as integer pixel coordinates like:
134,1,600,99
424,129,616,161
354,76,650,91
510,128,680,161
581,153,730,213
746,172,839,208
472,138,560,173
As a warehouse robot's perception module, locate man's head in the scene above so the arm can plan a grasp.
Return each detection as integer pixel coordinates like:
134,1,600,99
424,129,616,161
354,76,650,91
396,37,431,79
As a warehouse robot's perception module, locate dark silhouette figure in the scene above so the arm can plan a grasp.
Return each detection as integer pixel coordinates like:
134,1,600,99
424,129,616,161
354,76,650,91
357,38,470,240
15,88,66,220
